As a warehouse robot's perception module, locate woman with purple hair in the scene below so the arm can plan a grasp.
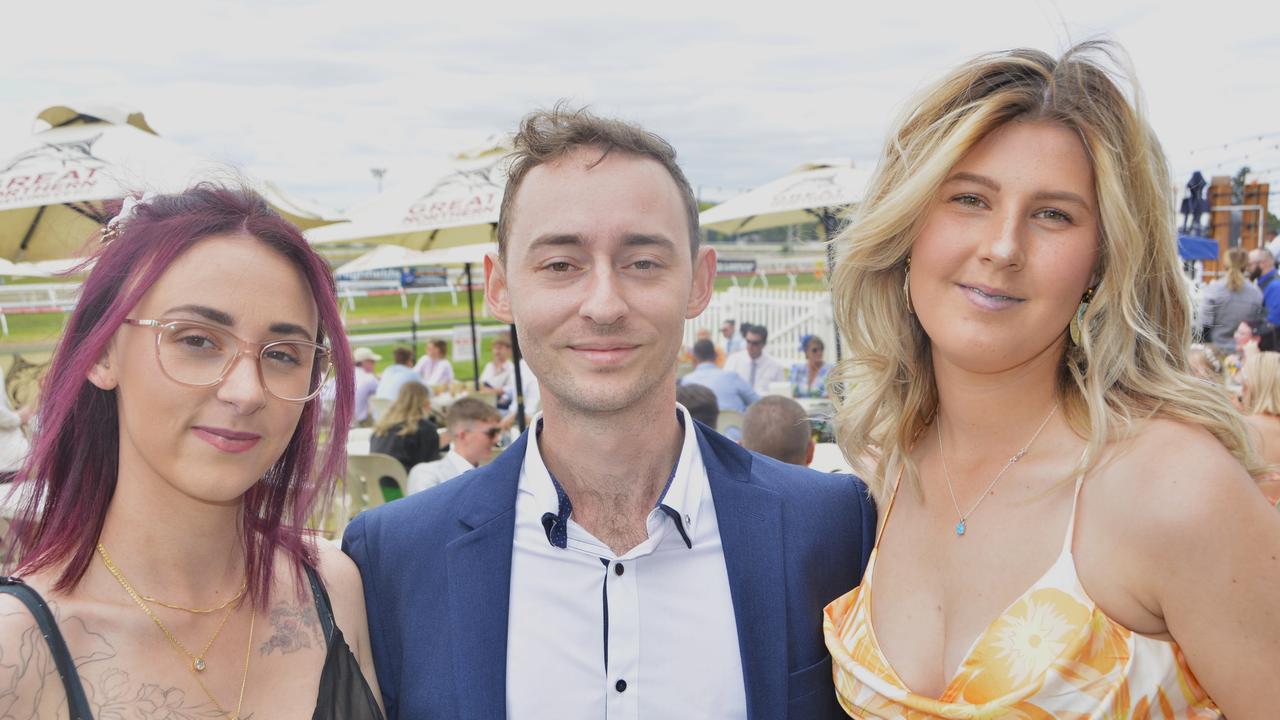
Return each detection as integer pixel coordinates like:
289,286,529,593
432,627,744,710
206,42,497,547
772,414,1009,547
0,186,384,719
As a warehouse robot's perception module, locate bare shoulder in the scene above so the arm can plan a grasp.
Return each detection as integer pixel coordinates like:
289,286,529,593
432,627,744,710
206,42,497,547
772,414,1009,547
312,538,369,635
1094,417,1260,544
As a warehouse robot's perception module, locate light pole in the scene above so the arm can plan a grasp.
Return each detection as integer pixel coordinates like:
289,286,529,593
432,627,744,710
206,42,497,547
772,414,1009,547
370,168,387,193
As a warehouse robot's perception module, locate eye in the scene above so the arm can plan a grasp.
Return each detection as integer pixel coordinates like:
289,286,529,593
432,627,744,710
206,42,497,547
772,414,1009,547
1035,207,1074,224
631,259,660,270
952,194,987,209
544,261,575,273
263,343,305,367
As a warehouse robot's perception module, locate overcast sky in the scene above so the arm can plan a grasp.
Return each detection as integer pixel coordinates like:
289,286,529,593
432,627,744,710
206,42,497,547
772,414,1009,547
3,0,1276,212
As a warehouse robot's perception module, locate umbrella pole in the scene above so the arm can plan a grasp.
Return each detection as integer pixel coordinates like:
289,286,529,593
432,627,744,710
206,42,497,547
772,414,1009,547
466,262,480,391
814,209,844,363
17,205,48,259
510,325,526,433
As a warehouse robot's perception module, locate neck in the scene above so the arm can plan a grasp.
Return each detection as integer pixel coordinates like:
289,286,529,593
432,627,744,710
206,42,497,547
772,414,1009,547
95,466,246,605
538,387,683,548
931,338,1065,477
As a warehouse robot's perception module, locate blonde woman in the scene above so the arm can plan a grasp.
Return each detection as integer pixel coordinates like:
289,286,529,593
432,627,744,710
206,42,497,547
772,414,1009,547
1240,351,1280,505
1199,247,1263,354
823,42,1280,717
369,381,439,472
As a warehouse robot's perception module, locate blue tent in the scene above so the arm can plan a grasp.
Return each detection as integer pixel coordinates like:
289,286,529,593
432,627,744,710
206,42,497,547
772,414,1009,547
1177,235,1218,262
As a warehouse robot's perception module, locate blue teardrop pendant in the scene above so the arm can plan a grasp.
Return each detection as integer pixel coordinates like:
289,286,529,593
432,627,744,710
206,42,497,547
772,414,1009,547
955,520,967,536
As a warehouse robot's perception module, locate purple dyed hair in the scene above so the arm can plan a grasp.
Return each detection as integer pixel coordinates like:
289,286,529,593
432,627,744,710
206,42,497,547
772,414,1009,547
9,184,353,608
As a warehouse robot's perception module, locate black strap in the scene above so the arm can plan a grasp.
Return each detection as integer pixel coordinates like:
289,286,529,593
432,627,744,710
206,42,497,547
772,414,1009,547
0,577,94,719
1261,273,1275,291
303,564,336,647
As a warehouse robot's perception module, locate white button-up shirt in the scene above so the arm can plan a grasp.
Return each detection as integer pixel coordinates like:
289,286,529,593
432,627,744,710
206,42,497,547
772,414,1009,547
406,449,475,494
506,405,747,720
724,349,787,394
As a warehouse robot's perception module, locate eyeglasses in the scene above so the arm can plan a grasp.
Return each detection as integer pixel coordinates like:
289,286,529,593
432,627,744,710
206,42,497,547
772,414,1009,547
483,427,502,439
123,318,332,403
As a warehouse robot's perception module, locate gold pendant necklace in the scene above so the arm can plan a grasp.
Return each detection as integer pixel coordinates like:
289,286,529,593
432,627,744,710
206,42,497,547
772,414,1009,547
935,403,1059,537
97,543,234,672
97,543,254,719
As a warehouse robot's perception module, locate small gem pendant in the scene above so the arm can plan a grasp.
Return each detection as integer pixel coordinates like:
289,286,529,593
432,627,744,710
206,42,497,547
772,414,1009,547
955,520,967,536
194,658,206,672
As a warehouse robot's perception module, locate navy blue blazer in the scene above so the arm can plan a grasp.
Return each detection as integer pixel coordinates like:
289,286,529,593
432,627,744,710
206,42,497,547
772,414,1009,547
343,421,876,720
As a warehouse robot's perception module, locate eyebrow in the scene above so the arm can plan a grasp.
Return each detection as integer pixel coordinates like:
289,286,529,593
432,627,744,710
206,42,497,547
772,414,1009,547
163,304,315,340
946,172,1092,212
525,233,678,254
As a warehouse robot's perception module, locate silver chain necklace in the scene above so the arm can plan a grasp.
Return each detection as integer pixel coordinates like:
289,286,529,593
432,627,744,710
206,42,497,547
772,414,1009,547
936,403,1059,537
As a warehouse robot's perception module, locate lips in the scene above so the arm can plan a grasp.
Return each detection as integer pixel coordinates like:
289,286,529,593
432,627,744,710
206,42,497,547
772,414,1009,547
568,343,639,365
959,283,1024,311
192,426,262,454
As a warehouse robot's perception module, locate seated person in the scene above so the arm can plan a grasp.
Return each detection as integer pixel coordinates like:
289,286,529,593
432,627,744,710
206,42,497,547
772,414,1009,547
741,396,815,467
374,346,422,401
680,339,758,413
790,335,831,398
407,398,503,494
370,382,440,472
413,339,455,388
480,336,515,408
676,383,719,430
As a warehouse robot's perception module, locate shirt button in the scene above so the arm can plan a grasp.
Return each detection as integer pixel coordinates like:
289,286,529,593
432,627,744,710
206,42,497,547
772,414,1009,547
614,563,625,576
615,679,628,693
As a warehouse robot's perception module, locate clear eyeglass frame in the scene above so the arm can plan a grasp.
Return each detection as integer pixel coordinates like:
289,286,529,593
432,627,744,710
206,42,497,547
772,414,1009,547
122,318,333,403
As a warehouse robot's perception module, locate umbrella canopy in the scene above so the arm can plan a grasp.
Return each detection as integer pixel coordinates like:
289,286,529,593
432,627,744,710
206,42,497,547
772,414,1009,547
0,105,344,261
333,244,444,277
698,159,875,238
307,140,510,251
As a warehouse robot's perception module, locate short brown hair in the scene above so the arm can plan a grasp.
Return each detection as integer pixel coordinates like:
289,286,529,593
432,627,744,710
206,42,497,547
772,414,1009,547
446,397,502,428
429,339,448,354
742,396,811,466
392,346,413,365
497,102,700,261
491,336,511,350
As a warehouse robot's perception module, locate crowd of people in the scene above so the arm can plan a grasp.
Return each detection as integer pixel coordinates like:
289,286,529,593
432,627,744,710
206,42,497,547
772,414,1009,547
0,38,1277,720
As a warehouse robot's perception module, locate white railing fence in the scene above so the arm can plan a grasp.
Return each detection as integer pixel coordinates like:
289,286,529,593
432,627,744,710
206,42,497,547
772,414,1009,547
684,286,836,367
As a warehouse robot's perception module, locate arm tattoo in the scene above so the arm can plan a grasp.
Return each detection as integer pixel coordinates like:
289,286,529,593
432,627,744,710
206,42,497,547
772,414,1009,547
259,603,325,656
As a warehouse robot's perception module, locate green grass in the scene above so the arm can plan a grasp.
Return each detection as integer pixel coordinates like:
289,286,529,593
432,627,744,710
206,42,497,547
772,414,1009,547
0,273,830,354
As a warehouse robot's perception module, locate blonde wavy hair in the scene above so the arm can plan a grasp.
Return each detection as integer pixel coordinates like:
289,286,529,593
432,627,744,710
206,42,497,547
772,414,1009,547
830,41,1261,503
373,381,433,438
1243,352,1280,417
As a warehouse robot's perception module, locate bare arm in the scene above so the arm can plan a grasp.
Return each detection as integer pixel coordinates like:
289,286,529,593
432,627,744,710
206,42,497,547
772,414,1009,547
1125,424,1280,718
316,541,385,715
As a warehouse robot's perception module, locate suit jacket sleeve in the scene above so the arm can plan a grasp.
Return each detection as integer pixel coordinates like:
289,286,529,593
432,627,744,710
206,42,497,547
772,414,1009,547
342,512,400,720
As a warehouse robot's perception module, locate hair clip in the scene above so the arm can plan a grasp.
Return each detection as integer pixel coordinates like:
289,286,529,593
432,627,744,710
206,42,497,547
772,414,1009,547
98,192,154,246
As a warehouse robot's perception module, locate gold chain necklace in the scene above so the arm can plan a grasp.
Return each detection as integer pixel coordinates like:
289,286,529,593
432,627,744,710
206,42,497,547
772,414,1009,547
97,543,255,719
143,581,247,614
935,403,1059,537
97,543,233,672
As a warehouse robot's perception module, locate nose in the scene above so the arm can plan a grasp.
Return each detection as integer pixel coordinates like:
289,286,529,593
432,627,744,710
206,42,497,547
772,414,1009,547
215,350,269,414
578,264,628,326
978,211,1025,271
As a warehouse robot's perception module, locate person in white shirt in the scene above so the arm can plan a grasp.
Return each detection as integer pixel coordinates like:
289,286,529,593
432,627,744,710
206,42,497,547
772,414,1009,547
724,323,786,394
343,105,873,720
351,347,382,426
479,336,515,407
407,398,503,493
720,318,744,356
413,339,455,387
499,358,540,431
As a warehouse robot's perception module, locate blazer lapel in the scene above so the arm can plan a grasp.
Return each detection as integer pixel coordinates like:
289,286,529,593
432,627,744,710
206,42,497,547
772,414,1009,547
698,427,787,720
445,433,526,720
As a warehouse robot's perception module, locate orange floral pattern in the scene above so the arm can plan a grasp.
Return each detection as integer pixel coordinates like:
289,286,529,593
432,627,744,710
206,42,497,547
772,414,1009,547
823,481,1220,719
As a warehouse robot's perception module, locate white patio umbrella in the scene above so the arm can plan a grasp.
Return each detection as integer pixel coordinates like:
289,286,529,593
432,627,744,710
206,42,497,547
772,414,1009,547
698,159,874,240
307,140,510,251
333,244,443,277
0,105,344,261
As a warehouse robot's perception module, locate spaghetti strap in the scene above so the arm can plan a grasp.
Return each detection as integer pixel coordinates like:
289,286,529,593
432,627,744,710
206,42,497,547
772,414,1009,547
1060,468,1088,555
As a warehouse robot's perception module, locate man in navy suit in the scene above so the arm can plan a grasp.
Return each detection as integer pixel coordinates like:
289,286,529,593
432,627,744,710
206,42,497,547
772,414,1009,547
343,106,875,720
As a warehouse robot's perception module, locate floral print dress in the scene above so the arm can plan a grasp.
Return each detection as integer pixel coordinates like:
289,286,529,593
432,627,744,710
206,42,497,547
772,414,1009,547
823,474,1219,719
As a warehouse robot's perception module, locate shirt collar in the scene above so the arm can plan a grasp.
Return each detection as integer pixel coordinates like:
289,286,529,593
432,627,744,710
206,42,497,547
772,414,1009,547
521,405,704,550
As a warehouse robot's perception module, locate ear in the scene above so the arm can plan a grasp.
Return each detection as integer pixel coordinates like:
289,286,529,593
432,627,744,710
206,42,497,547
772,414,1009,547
86,350,118,391
805,438,816,467
686,245,717,319
484,252,514,324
